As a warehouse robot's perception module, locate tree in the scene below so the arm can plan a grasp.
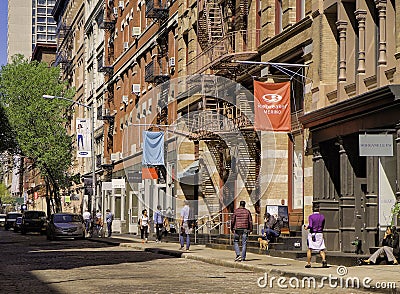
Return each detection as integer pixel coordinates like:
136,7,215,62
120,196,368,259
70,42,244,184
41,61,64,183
0,55,75,214
0,183,13,205
0,105,18,153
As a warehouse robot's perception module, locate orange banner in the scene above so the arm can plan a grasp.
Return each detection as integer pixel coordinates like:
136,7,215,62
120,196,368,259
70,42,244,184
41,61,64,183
142,167,159,179
254,81,291,132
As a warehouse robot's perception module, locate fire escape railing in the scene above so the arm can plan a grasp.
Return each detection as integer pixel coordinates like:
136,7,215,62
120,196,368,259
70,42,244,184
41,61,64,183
187,30,260,75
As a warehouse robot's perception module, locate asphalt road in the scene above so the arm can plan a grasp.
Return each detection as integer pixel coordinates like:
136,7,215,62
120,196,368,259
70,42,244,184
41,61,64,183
0,229,368,294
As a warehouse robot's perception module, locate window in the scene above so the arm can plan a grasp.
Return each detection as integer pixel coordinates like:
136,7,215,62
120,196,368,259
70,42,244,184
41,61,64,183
37,34,46,40
38,25,46,31
37,17,46,23
48,17,56,24
37,7,46,14
38,0,46,5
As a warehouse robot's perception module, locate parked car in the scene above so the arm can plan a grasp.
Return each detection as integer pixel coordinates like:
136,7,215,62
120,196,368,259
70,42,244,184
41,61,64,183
5,212,22,230
0,214,6,227
13,217,22,232
20,210,47,235
46,213,85,240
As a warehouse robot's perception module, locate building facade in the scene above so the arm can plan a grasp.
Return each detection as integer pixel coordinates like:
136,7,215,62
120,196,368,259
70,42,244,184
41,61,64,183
43,0,400,256
300,0,400,252
8,0,57,62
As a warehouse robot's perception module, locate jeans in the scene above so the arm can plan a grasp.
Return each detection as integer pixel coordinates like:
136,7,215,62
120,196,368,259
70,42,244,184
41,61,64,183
233,229,249,260
107,222,112,237
263,228,280,241
369,246,397,263
84,219,90,233
179,222,190,249
141,226,149,240
155,223,163,241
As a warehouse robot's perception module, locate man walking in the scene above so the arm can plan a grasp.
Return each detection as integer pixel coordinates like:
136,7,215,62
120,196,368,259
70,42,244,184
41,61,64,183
105,209,113,238
304,203,327,268
154,205,164,243
179,200,190,250
82,209,91,236
231,200,253,262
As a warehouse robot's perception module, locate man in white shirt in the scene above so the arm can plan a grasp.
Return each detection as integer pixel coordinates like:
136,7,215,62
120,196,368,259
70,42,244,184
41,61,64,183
179,200,190,250
82,210,91,235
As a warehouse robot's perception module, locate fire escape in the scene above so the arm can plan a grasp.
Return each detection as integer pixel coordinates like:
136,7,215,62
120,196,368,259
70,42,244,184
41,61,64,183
179,0,261,216
99,4,117,172
55,21,72,77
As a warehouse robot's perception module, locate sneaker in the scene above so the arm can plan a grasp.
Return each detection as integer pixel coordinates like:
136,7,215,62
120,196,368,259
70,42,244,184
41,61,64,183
305,264,311,268
235,255,242,262
179,246,184,250
322,261,328,268
186,248,190,251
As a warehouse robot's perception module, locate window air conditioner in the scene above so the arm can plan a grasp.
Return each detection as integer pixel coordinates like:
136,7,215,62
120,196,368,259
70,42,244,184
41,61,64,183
132,27,141,37
119,1,124,8
122,95,129,104
111,153,119,161
169,57,175,67
123,42,129,50
132,84,140,94
113,7,119,15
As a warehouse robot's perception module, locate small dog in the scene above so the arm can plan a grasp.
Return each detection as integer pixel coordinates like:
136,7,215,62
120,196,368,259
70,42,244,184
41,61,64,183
258,237,269,250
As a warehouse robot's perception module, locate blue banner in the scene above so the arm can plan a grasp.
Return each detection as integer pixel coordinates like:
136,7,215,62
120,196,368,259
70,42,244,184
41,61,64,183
142,131,165,166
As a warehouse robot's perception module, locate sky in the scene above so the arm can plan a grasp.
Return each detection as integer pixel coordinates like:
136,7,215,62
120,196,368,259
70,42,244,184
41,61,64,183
0,0,7,66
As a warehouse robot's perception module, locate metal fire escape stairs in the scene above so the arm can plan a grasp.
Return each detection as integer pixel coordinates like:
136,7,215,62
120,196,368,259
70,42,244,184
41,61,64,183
197,0,225,51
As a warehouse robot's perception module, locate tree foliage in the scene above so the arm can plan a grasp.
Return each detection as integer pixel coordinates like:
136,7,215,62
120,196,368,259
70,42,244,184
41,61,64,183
0,183,13,204
0,55,75,213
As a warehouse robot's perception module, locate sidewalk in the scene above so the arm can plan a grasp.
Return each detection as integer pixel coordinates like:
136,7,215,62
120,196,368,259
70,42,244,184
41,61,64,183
89,234,400,293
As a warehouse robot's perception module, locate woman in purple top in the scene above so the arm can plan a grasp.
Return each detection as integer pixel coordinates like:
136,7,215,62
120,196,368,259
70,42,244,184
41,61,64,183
303,203,327,268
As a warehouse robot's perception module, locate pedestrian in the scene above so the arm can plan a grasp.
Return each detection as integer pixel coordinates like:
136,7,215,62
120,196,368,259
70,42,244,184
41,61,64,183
304,203,327,268
95,210,103,237
231,200,253,262
105,209,113,238
153,205,163,243
262,212,281,242
179,200,190,250
163,216,170,237
139,209,149,243
82,209,91,236
362,226,399,265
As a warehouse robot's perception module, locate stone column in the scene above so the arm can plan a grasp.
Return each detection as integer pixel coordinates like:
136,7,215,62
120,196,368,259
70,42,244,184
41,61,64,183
376,0,387,65
355,10,367,74
376,0,387,86
355,10,367,94
336,21,348,82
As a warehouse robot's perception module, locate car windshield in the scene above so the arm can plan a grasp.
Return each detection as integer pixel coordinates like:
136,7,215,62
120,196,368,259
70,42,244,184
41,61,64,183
54,214,82,223
7,214,21,220
25,212,45,218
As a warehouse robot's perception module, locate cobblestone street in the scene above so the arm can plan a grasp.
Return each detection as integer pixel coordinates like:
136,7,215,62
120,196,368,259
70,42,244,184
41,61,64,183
0,229,373,293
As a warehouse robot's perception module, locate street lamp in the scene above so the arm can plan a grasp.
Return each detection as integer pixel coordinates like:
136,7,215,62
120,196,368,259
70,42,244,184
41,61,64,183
43,95,96,218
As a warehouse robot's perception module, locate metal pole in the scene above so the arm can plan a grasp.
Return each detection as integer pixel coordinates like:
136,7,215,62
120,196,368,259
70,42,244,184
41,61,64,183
91,106,96,220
